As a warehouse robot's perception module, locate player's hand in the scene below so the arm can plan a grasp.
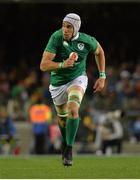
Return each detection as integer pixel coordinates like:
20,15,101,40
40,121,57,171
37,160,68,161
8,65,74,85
63,52,78,68
69,52,78,61
63,58,75,68
93,77,106,93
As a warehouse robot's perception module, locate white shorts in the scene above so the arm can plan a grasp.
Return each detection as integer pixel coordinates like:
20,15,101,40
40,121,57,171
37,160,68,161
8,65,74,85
49,75,88,106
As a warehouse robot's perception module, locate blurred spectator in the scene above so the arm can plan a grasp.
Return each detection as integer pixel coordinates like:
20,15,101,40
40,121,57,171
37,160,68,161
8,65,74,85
95,110,124,155
77,105,102,153
79,105,97,143
116,70,135,110
0,71,10,105
7,79,28,121
132,63,140,81
129,115,140,142
106,66,118,93
41,72,52,106
24,70,39,96
0,105,19,155
29,89,52,154
48,116,61,154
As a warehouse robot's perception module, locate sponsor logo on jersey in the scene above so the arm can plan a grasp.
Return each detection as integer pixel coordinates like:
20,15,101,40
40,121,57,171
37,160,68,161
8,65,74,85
77,43,84,50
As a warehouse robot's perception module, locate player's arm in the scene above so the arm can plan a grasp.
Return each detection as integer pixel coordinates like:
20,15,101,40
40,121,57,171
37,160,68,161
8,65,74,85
40,51,58,72
40,51,77,72
95,43,106,75
93,43,106,93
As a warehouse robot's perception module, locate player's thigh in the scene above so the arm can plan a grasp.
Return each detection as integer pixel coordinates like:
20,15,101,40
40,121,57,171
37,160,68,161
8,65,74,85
67,75,88,105
67,85,85,106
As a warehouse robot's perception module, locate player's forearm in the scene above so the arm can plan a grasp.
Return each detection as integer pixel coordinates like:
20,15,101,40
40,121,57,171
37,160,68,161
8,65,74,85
40,60,60,72
95,48,106,78
95,54,105,71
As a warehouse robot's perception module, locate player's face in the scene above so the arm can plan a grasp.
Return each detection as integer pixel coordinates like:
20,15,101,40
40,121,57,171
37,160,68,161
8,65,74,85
62,22,74,40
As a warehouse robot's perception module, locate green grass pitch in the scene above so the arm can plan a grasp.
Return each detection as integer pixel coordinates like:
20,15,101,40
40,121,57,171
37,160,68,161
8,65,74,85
0,155,140,178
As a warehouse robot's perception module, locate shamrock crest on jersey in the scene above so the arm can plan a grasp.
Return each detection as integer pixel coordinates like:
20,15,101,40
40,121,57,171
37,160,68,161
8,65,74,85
77,43,84,50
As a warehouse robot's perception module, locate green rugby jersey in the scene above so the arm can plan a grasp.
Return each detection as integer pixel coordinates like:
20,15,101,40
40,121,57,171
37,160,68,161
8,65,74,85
45,29,98,86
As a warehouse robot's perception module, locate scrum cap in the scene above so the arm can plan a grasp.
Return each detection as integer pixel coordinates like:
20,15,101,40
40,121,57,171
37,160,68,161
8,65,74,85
63,13,81,36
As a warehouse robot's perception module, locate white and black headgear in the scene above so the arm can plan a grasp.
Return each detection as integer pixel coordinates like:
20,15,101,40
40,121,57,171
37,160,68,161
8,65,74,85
63,13,81,37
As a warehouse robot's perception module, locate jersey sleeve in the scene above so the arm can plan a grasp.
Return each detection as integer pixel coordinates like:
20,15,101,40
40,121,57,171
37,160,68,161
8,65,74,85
89,36,98,52
44,33,58,54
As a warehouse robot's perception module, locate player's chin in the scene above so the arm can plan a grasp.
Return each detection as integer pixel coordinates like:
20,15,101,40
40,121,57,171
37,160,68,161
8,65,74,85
63,35,71,41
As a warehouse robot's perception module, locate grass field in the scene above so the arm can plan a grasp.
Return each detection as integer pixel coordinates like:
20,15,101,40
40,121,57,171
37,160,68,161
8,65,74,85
0,154,140,179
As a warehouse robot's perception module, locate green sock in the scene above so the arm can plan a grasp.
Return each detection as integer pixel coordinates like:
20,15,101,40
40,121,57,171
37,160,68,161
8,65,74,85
58,118,67,145
66,118,80,146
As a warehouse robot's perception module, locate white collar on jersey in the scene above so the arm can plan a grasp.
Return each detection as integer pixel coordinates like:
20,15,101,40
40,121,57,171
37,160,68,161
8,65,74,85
71,32,79,41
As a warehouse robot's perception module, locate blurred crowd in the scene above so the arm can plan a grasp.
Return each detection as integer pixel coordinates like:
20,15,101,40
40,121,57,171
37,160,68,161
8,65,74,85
0,2,140,155
0,60,140,155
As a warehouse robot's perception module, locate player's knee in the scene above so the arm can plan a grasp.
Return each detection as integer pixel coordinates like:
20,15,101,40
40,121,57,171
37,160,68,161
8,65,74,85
68,94,81,105
67,91,83,118
67,102,79,118
68,110,79,119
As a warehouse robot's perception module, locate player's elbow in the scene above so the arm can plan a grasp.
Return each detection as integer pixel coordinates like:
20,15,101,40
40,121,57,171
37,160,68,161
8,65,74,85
40,62,48,72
